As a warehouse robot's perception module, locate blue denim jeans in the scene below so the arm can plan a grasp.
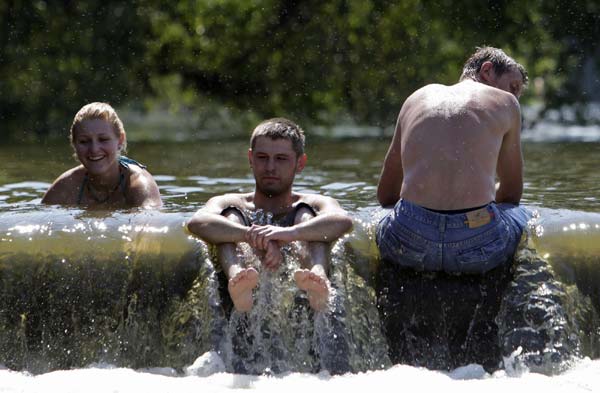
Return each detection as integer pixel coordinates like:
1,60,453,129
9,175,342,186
376,199,531,274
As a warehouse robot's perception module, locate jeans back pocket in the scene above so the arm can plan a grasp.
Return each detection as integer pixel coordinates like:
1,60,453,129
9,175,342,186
455,226,510,273
378,224,427,271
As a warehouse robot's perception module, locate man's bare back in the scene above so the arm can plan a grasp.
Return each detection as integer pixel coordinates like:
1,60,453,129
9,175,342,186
378,69,524,210
375,47,543,370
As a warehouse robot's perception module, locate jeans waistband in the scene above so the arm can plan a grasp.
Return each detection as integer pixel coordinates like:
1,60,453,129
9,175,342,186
394,199,497,229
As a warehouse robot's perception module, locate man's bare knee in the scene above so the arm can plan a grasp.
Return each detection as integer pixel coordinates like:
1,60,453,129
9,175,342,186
223,208,246,225
293,206,329,272
218,208,248,278
294,206,316,225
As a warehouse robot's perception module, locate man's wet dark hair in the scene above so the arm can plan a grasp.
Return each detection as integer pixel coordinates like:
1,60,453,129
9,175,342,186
250,118,305,157
460,46,528,85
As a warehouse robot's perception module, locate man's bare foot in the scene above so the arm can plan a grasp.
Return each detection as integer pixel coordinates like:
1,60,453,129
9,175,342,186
294,269,330,311
228,268,259,312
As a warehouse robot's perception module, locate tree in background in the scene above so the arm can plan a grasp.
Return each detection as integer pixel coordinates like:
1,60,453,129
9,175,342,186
0,1,147,141
1,0,598,141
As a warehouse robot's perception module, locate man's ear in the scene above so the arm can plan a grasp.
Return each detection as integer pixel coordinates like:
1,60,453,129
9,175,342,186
296,153,307,173
479,61,496,84
248,148,253,167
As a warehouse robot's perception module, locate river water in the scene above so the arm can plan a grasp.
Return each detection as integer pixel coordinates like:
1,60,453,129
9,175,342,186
1,125,600,392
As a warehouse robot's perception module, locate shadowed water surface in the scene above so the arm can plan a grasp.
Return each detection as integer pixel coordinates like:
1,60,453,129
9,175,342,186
1,139,599,213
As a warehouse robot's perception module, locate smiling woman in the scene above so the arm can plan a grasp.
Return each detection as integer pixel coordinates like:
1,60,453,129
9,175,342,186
41,103,162,209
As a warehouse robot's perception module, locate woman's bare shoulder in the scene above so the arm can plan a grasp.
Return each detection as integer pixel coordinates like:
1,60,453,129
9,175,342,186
41,166,86,205
125,165,162,208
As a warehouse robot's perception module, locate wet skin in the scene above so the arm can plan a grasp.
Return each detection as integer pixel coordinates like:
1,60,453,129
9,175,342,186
188,136,352,312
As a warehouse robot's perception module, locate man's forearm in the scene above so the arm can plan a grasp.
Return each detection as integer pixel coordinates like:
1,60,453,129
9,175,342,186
495,186,522,204
377,174,403,208
292,213,353,243
187,213,248,244
377,189,400,208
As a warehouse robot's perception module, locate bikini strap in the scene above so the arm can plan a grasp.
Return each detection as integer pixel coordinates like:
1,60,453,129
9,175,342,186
118,156,147,170
78,174,88,205
117,156,145,194
118,170,126,194
78,169,126,205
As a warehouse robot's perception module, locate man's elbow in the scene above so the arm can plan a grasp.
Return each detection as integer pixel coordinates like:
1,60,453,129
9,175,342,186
497,195,522,205
340,215,353,234
321,213,353,240
495,187,523,205
186,213,212,238
377,192,399,208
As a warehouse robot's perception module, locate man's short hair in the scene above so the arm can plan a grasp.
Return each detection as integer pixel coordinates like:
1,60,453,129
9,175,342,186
70,102,127,153
250,118,305,157
460,46,528,85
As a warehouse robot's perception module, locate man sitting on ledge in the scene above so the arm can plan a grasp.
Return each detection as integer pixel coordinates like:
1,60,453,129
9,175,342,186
187,118,353,313
377,46,531,275
375,46,533,369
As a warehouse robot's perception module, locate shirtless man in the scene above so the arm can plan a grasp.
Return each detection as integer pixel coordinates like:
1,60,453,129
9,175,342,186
377,46,531,274
187,118,353,312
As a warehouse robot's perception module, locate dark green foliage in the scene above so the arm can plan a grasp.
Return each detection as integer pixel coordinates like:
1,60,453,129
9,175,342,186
1,1,598,140
0,1,147,141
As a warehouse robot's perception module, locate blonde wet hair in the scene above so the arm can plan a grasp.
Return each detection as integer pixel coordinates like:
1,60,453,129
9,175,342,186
70,102,127,154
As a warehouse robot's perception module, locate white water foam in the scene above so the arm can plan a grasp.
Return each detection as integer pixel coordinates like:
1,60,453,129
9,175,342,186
1,357,599,393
